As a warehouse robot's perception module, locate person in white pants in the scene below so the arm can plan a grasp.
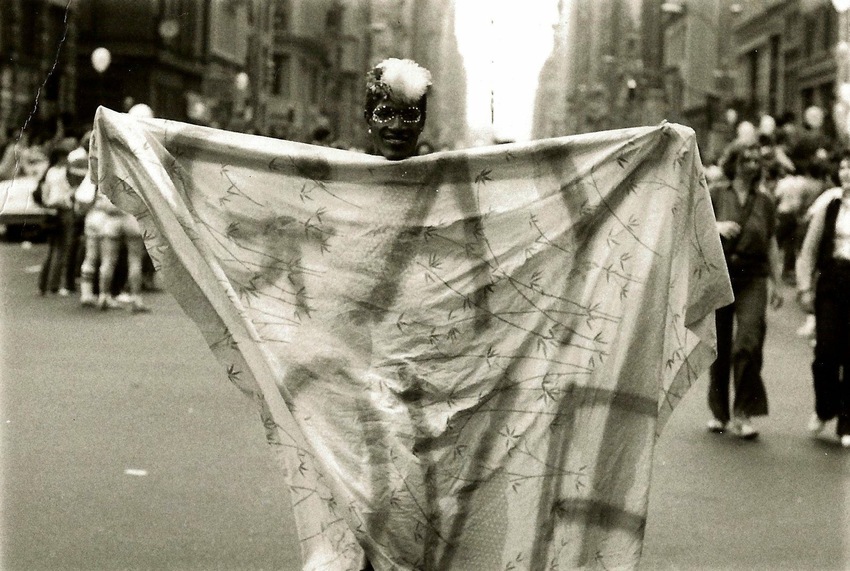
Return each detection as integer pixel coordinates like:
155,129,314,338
75,151,150,313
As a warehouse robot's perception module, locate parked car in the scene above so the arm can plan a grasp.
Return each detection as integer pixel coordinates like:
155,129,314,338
0,175,55,240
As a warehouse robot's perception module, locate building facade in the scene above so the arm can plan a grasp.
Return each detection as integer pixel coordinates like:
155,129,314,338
2,0,464,149
409,0,467,149
0,0,79,137
533,0,644,138
656,0,842,160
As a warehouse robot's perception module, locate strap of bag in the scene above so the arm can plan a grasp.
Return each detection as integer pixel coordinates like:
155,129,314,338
726,191,758,256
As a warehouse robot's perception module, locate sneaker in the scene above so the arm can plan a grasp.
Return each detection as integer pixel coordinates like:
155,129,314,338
706,419,726,433
841,435,850,448
797,315,816,338
58,288,71,297
97,295,122,311
129,300,151,313
807,413,826,436
116,292,134,304
732,417,759,440
80,294,97,307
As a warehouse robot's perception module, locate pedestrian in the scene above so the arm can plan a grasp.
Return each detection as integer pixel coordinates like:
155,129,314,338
75,148,151,313
773,153,824,283
364,58,431,162
707,141,784,439
359,56,431,571
795,149,850,448
36,138,79,295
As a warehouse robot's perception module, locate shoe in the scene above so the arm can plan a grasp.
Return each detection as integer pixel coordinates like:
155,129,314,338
80,294,97,307
116,292,134,304
129,300,151,313
807,413,826,436
841,435,850,448
706,419,726,433
796,315,816,338
58,288,71,297
97,295,122,310
732,417,759,440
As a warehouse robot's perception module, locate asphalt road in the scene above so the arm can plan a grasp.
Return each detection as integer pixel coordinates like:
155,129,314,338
1,241,848,570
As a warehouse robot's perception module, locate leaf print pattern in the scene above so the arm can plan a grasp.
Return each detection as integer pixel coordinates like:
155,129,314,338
94,107,732,571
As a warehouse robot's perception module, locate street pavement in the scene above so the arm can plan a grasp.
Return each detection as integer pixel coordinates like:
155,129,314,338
1,240,848,570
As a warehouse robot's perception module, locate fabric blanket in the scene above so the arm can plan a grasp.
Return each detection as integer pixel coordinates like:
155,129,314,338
91,107,732,570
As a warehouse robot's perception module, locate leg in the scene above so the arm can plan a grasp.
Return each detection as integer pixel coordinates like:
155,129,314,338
63,212,84,292
838,313,850,438
98,236,121,309
817,269,850,435
56,208,77,294
708,302,734,424
39,224,59,294
812,293,841,424
79,234,101,306
124,233,150,312
45,215,67,293
731,277,769,419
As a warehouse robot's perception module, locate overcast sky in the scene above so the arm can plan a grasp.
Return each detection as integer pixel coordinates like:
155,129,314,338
454,0,560,143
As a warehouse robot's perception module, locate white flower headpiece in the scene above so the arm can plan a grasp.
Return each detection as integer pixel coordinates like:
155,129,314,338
366,58,432,104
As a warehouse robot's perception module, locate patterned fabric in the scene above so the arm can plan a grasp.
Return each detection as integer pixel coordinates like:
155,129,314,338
91,107,732,571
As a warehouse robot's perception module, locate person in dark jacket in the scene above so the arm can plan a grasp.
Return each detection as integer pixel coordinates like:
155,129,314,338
707,141,784,439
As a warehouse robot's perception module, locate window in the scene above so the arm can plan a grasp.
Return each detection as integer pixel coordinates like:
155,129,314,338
274,0,292,33
768,35,780,115
748,49,759,112
803,14,816,58
823,8,837,54
309,66,321,104
272,53,291,97
19,6,37,59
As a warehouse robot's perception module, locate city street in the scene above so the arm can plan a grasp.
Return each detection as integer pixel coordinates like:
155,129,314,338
1,239,848,570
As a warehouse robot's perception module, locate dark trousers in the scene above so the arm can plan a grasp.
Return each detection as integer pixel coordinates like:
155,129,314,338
812,263,850,435
709,275,769,422
775,211,797,275
38,208,76,293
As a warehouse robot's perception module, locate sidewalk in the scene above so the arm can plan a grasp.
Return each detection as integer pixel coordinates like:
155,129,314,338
641,283,850,570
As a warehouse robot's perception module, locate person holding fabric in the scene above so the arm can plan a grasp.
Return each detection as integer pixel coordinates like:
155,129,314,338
363,58,431,161
708,141,784,439
796,150,850,448
93,64,731,569
356,56,431,571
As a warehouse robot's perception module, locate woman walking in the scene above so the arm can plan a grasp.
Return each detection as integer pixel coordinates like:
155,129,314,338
708,141,784,439
796,150,850,447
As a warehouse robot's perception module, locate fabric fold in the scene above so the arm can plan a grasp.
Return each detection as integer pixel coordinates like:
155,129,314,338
93,106,732,571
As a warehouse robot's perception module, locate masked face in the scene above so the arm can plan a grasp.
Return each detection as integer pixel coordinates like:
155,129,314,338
367,99,425,161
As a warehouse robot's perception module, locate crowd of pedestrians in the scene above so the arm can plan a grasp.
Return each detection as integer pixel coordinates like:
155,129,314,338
4,98,849,446
706,105,850,448
2,114,156,314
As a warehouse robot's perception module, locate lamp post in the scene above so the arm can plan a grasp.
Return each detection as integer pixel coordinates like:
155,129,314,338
91,47,111,109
